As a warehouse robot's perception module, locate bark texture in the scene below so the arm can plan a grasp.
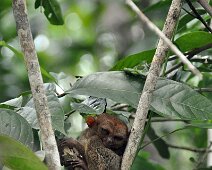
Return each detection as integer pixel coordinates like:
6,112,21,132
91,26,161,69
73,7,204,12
121,0,182,169
12,0,61,169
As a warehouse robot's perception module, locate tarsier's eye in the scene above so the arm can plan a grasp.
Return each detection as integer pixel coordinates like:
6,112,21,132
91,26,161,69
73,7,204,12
100,127,109,136
114,136,124,141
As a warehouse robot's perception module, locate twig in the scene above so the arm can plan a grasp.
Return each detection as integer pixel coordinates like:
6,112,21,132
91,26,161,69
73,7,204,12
195,88,212,93
185,0,212,32
12,0,61,169
130,114,188,122
167,143,212,153
197,0,212,17
121,1,184,169
150,118,188,122
165,43,212,75
168,43,212,61
125,0,202,79
195,142,212,169
141,127,187,150
111,103,129,110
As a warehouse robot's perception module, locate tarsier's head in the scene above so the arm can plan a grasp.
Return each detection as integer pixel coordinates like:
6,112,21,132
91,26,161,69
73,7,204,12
86,113,129,151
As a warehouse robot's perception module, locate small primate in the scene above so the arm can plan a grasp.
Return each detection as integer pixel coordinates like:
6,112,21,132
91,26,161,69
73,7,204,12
58,113,129,170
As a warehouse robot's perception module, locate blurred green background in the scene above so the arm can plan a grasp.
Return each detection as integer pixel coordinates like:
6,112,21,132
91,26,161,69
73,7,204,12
0,0,166,102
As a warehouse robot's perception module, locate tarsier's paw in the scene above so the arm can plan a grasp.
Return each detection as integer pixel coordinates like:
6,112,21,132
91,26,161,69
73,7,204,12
67,158,88,170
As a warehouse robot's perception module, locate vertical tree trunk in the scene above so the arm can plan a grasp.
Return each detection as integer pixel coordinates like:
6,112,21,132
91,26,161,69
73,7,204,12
12,0,61,169
121,0,182,169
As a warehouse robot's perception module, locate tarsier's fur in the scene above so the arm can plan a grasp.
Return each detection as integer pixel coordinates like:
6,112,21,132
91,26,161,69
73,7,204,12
59,113,129,170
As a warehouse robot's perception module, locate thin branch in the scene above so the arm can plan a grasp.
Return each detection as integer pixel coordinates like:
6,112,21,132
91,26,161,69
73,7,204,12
191,58,212,64
167,143,212,153
121,1,184,169
195,88,212,93
125,0,202,79
141,127,187,150
195,142,212,169
185,0,212,32
111,103,129,110
130,114,188,122
150,118,188,122
197,0,212,17
182,7,196,18
165,43,212,75
168,43,212,61
12,0,61,169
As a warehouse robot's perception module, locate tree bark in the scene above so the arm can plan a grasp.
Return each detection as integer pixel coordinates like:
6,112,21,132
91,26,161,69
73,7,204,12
12,0,61,169
121,0,182,169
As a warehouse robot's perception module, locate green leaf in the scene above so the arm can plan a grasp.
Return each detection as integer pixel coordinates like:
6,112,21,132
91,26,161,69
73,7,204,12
177,9,206,32
111,49,155,71
0,135,47,170
71,96,106,114
18,91,65,134
35,0,64,25
147,126,170,159
68,71,145,108
152,78,212,120
143,0,172,13
0,109,34,149
67,71,212,120
174,31,212,52
41,68,57,83
1,96,23,108
50,72,75,91
0,41,23,60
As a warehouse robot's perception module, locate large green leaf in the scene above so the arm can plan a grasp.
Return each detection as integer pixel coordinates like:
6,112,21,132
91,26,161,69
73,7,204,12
174,31,212,52
111,49,155,71
68,71,145,108
67,71,212,120
0,109,34,149
143,0,171,13
0,135,47,170
35,0,64,25
18,91,65,134
177,9,207,32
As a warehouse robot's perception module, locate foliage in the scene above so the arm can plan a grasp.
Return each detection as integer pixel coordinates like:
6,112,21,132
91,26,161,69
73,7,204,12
0,135,47,170
0,0,211,169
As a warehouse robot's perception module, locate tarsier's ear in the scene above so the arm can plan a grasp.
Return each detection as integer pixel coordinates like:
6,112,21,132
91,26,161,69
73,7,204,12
85,116,96,127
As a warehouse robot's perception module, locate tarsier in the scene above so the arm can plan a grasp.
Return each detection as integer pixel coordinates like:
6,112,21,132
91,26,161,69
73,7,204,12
58,113,129,170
